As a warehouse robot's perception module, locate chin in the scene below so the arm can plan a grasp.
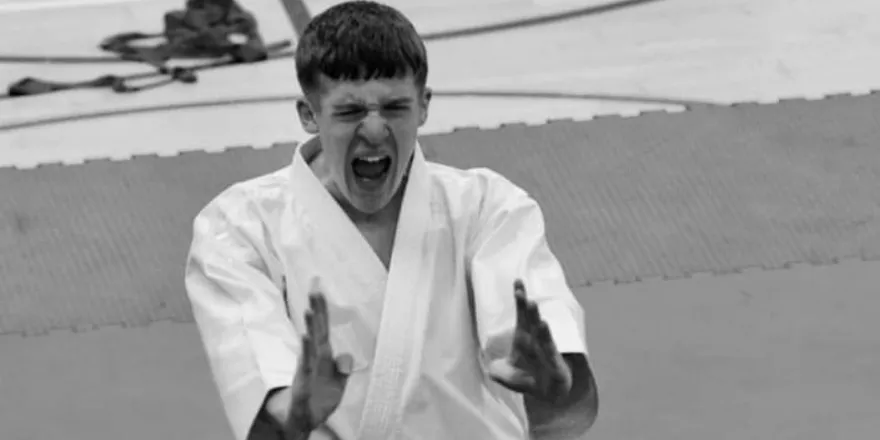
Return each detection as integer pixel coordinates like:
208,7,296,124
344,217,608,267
352,199,389,216
345,176,404,216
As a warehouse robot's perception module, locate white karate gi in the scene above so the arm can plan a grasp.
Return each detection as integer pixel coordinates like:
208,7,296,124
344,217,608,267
185,138,590,440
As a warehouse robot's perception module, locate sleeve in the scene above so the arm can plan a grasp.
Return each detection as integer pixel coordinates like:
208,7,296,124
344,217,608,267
466,170,588,365
185,196,300,440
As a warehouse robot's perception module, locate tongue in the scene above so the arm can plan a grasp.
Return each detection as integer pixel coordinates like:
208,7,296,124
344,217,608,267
352,158,390,180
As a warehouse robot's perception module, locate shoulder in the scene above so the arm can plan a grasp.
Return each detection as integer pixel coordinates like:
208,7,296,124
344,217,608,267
187,168,290,281
427,161,528,200
193,166,290,235
426,161,533,215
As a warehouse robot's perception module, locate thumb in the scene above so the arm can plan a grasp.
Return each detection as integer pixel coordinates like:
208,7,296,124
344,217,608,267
334,353,354,381
487,359,535,394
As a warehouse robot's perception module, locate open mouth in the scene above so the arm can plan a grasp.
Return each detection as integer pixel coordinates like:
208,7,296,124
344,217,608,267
351,155,393,183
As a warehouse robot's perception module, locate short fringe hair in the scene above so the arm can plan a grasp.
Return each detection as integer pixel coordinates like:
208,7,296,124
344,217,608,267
295,1,429,98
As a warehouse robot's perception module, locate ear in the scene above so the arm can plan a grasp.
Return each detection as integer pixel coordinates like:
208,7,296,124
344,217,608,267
418,86,432,127
296,99,319,134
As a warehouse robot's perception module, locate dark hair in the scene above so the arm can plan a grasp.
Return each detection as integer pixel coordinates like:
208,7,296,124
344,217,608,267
295,1,429,98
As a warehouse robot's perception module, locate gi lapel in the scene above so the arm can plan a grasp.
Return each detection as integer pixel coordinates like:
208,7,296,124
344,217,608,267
279,139,387,327
357,144,437,440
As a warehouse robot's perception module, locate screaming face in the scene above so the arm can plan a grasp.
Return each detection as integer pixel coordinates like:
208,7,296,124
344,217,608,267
297,74,431,216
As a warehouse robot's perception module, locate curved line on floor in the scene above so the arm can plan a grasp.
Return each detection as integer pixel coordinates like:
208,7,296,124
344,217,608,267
0,0,663,64
0,54,127,64
421,0,664,41
0,90,719,132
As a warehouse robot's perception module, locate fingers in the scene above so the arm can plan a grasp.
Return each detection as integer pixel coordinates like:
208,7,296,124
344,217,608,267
305,293,336,368
304,308,321,358
308,293,329,346
534,320,554,346
511,329,543,367
306,279,328,345
291,333,315,408
512,279,560,363
514,279,527,295
514,279,544,332
303,292,354,379
514,279,528,329
298,334,314,377
525,300,541,329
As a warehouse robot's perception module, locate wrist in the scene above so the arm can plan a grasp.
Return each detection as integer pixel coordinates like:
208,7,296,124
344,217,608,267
284,408,314,440
283,398,315,440
264,389,314,440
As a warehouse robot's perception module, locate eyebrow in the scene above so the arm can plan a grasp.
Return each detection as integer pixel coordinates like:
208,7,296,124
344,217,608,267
332,97,414,109
385,97,414,106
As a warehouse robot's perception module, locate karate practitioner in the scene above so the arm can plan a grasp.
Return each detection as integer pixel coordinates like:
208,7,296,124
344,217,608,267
185,1,598,439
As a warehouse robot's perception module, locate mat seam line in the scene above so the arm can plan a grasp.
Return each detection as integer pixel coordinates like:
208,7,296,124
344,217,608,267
3,254,875,338
2,89,877,170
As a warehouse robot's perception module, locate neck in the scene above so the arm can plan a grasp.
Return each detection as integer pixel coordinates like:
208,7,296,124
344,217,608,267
339,185,405,225
303,138,408,226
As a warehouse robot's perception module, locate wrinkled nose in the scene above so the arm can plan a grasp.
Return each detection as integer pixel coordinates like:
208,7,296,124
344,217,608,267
357,112,391,146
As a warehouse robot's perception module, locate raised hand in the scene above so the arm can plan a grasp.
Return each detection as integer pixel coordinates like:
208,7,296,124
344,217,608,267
488,279,573,402
285,293,354,440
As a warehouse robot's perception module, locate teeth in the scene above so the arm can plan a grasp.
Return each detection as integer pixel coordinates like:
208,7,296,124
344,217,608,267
359,156,387,163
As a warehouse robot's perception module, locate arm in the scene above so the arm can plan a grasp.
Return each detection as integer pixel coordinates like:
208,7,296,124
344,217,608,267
466,171,599,435
185,195,304,440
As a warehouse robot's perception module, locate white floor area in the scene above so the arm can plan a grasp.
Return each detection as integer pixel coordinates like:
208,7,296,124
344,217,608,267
1,0,878,167
3,259,879,440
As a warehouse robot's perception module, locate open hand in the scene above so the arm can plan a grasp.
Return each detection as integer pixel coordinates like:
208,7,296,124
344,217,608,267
488,279,572,402
285,293,353,439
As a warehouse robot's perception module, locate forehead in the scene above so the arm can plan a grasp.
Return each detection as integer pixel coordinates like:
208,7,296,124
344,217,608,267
315,74,420,106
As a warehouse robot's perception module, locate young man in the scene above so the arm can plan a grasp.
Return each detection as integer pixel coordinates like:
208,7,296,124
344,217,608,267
185,2,598,439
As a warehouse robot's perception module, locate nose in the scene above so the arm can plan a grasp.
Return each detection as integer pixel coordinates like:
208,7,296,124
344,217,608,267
357,111,390,145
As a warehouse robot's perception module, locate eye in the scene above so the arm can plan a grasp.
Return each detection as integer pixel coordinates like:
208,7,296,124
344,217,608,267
334,107,365,118
384,104,411,114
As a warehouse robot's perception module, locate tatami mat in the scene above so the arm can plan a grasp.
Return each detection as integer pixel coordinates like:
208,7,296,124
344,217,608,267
3,92,879,336
2,2,879,439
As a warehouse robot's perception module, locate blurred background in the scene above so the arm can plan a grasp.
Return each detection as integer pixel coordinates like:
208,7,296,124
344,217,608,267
1,1,879,439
